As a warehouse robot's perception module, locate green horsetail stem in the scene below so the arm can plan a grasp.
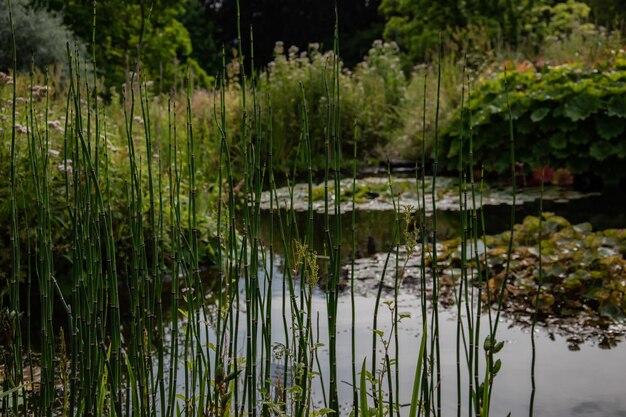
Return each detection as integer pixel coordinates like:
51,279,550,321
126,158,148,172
529,169,545,417
455,63,467,417
7,1,24,415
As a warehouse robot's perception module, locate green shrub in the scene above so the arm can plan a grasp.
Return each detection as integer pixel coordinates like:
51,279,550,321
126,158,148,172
255,40,406,171
0,0,85,72
378,0,543,63
439,52,626,179
393,52,465,160
524,0,595,48
522,0,622,62
35,0,212,91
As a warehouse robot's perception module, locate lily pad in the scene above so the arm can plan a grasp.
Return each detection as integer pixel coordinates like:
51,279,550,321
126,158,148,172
260,176,597,213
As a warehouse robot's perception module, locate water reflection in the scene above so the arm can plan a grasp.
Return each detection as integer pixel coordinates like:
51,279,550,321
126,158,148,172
165,257,626,417
256,185,626,262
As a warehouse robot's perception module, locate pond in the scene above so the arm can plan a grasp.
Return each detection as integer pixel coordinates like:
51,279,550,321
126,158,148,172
258,179,626,260
18,175,624,416
163,177,626,416
164,256,626,417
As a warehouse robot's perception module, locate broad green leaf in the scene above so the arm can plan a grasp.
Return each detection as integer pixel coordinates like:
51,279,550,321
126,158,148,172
608,95,626,118
516,116,534,134
563,93,601,121
617,141,626,158
596,116,625,140
600,302,626,320
530,107,550,122
552,116,578,132
569,128,589,145
549,132,567,150
590,141,615,161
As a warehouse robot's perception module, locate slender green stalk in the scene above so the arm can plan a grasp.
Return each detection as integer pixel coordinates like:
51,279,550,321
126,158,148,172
417,71,430,417
529,169,544,417
7,1,23,413
351,121,359,416
455,64,467,417
328,9,341,412
484,66,517,415
430,37,443,417
386,162,401,417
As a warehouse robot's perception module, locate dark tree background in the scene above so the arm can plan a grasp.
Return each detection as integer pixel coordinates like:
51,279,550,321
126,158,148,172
9,0,626,86
204,0,384,70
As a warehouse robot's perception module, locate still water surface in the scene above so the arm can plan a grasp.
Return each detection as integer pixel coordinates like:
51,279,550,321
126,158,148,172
166,184,626,416
170,258,626,417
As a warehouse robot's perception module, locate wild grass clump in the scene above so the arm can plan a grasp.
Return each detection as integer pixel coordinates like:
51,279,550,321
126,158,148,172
0,70,220,290
256,40,405,170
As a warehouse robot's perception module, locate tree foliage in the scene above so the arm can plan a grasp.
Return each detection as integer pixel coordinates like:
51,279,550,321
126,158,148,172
181,0,219,77
0,0,85,72
205,0,384,68
35,0,213,90
378,0,608,62
586,0,626,31
378,0,525,61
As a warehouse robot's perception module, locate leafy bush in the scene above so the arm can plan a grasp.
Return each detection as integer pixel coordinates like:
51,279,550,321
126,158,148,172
393,53,465,160
0,0,85,72
440,53,626,179
36,0,212,91
522,0,622,63
378,0,541,63
523,0,596,48
255,40,406,171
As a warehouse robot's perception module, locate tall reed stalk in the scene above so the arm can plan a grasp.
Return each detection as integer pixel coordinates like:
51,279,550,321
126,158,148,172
529,170,544,417
7,0,23,413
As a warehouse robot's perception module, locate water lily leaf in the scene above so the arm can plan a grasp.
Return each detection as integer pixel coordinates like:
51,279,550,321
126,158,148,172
587,288,610,302
530,107,551,122
563,276,582,290
564,93,601,121
597,247,618,257
537,293,555,309
600,302,625,320
544,264,567,279
573,223,593,234
569,128,589,144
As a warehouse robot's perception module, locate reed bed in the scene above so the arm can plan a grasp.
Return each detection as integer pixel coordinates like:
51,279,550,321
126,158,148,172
0,2,545,417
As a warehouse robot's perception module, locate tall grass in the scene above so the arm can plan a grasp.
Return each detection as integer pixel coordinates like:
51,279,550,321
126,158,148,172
0,2,536,417
6,1,23,415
